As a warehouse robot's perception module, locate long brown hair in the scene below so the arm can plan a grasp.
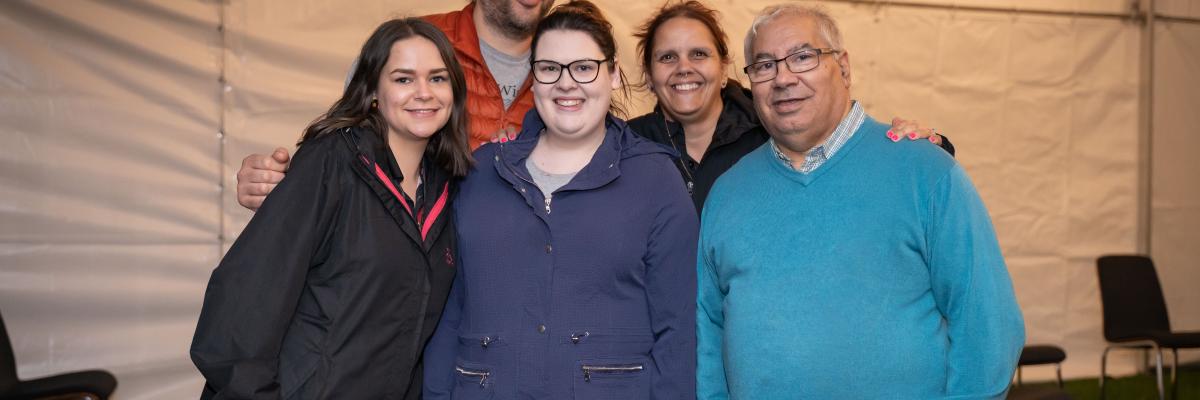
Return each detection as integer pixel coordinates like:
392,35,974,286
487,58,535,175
299,18,473,177
530,0,631,117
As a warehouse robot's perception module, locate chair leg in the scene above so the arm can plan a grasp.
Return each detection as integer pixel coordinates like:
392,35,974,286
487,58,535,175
1170,348,1178,400
1100,345,1112,400
1144,348,1151,375
1016,366,1023,386
1153,344,1165,400
1055,363,1063,388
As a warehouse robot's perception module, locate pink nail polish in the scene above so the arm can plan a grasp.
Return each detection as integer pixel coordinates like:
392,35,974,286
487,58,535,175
500,137,509,143
908,132,918,140
888,132,899,142
929,135,938,143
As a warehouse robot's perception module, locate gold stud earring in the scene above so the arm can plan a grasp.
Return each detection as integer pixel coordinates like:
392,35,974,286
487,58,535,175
371,98,377,108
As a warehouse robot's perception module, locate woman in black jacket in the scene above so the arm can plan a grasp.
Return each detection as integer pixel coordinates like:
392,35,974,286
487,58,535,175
190,18,472,399
627,1,953,210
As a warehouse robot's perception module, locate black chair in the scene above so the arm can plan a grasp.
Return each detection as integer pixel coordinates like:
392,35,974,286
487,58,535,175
1097,255,1200,400
0,310,117,400
1008,345,1071,399
1017,345,1067,387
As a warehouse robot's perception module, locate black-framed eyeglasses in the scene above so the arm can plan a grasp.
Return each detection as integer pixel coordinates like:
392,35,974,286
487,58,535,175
531,58,611,84
743,48,840,83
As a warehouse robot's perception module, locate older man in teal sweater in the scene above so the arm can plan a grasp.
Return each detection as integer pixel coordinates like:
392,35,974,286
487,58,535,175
696,4,1025,399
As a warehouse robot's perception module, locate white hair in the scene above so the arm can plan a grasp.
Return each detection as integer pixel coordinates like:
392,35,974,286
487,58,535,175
743,4,843,65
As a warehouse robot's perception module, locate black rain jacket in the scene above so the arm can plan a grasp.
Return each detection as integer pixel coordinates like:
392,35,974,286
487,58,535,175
191,127,458,399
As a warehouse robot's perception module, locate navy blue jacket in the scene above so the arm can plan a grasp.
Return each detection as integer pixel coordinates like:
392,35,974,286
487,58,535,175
424,111,698,400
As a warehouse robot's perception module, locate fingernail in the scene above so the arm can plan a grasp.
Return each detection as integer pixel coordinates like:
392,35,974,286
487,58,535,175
929,135,939,143
908,132,918,140
888,132,899,142
499,137,508,143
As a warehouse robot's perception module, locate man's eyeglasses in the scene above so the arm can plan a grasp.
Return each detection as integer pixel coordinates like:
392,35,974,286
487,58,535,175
743,48,840,83
532,58,612,84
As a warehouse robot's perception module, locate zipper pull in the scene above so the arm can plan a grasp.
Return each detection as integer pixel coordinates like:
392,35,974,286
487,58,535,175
583,367,591,382
455,366,490,387
570,331,589,344
544,196,552,214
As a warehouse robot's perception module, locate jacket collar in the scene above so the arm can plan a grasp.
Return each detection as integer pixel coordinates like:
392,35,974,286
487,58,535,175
443,3,486,68
649,79,760,150
494,109,673,193
341,127,453,252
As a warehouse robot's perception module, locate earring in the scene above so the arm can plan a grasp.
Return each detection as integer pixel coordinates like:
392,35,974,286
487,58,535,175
721,80,727,89
371,98,377,108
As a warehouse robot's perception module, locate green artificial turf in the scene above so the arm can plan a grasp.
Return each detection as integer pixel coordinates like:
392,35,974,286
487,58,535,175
1013,369,1199,399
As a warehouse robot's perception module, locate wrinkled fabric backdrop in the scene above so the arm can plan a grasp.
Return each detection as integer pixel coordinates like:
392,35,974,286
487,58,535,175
1,0,1197,398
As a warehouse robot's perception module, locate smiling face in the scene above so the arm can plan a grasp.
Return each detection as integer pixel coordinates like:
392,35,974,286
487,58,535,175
532,29,620,141
648,16,727,124
375,37,454,143
749,13,851,153
478,0,555,39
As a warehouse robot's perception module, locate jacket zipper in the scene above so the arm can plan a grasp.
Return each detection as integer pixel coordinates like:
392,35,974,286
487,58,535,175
497,147,553,216
348,137,435,370
581,364,643,382
456,366,491,387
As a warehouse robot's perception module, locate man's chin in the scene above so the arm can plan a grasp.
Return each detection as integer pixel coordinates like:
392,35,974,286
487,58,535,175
768,120,813,138
514,0,542,9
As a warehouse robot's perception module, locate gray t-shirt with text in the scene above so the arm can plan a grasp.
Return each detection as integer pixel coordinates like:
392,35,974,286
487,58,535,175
479,39,531,110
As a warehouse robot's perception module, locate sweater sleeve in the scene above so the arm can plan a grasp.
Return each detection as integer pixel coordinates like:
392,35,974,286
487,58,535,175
695,224,729,400
643,175,699,400
422,257,465,400
189,141,341,400
926,165,1024,400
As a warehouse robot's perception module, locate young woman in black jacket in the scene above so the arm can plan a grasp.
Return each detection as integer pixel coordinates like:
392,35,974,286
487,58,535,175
190,18,472,399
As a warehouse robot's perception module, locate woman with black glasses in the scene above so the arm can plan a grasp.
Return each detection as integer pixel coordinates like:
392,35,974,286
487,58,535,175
422,1,697,399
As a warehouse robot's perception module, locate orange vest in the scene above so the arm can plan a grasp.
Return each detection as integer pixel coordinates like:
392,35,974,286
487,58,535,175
423,4,536,150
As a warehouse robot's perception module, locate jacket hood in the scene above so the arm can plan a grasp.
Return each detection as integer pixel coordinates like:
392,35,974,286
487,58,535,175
515,108,676,159
491,108,675,192
720,79,759,126
635,79,760,149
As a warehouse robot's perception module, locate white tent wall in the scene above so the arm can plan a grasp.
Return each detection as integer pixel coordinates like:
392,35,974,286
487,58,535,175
1152,12,1200,371
0,1,222,398
0,0,1195,398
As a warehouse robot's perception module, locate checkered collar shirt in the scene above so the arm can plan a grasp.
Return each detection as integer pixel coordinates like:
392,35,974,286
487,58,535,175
771,101,865,174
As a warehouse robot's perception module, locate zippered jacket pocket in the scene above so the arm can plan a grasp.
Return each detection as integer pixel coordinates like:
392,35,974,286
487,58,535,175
573,358,649,400
451,361,494,400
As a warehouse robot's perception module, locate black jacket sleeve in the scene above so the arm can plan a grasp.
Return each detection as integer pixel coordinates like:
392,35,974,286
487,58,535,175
939,134,956,157
190,141,342,399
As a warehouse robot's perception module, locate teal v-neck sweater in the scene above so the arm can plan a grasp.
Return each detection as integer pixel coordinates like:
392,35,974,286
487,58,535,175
696,115,1024,399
